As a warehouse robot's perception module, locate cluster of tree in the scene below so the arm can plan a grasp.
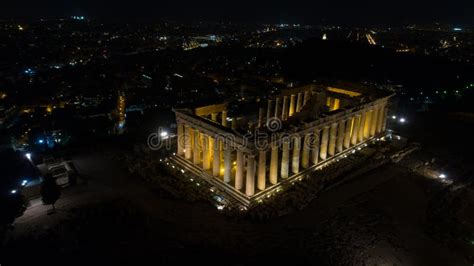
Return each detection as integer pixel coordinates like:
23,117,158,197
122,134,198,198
40,174,61,211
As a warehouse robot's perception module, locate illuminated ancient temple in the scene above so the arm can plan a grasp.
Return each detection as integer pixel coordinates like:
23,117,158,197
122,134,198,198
172,84,393,206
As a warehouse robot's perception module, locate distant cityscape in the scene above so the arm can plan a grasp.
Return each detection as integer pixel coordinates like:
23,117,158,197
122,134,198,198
1,18,472,151
1,15,474,265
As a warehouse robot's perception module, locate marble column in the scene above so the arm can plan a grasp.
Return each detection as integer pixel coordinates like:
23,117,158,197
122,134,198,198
224,145,232,183
382,106,388,131
292,136,301,174
235,150,244,190
370,107,378,137
177,123,184,156
363,110,373,139
184,126,192,160
211,113,218,122
344,117,353,149
269,143,278,185
245,154,256,196
303,91,310,106
219,139,224,169
311,129,320,165
208,136,214,165
282,96,289,121
257,150,266,191
326,97,332,109
296,92,303,112
281,139,290,178
193,129,201,164
202,134,211,170
266,99,273,125
358,112,366,142
333,98,340,110
328,123,338,156
221,110,228,127
274,97,281,120
320,126,329,160
212,137,220,177
351,114,361,145
336,120,345,153
301,133,310,168
289,94,296,117
376,105,385,133
258,108,264,128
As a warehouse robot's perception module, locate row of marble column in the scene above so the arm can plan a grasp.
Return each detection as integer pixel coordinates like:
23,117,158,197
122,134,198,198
177,104,388,197
208,110,228,127
262,90,313,126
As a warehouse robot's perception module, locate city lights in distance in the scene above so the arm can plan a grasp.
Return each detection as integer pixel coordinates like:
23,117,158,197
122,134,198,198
24,68,35,76
71,16,85,20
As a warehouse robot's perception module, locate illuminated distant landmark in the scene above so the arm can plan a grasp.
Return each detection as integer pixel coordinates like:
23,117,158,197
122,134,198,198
114,91,126,134
172,84,393,207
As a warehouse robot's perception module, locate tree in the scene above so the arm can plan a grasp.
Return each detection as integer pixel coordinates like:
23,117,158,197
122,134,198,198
40,174,61,211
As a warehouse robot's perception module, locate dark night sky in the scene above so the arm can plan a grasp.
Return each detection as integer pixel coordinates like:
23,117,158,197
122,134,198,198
2,0,473,25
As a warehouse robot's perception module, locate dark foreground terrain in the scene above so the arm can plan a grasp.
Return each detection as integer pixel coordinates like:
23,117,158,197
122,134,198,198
2,111,474,265
2,157,473,265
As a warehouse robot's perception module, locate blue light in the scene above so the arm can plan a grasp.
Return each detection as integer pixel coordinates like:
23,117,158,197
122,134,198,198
24,68,35,75
72,16,85,21
38,139,44,144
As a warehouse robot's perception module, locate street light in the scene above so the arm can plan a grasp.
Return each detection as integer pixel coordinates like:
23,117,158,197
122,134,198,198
25,153,32,160
399,118,406,123
10,190,17,194
439,174,447,179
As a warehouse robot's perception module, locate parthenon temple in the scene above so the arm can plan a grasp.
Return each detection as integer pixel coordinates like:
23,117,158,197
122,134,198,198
172,83,393,206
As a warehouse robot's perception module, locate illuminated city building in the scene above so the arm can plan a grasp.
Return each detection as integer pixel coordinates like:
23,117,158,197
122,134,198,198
172,84,393,207
115,91,126,134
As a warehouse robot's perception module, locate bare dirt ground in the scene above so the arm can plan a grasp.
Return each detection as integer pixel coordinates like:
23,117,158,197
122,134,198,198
2,148,472,266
